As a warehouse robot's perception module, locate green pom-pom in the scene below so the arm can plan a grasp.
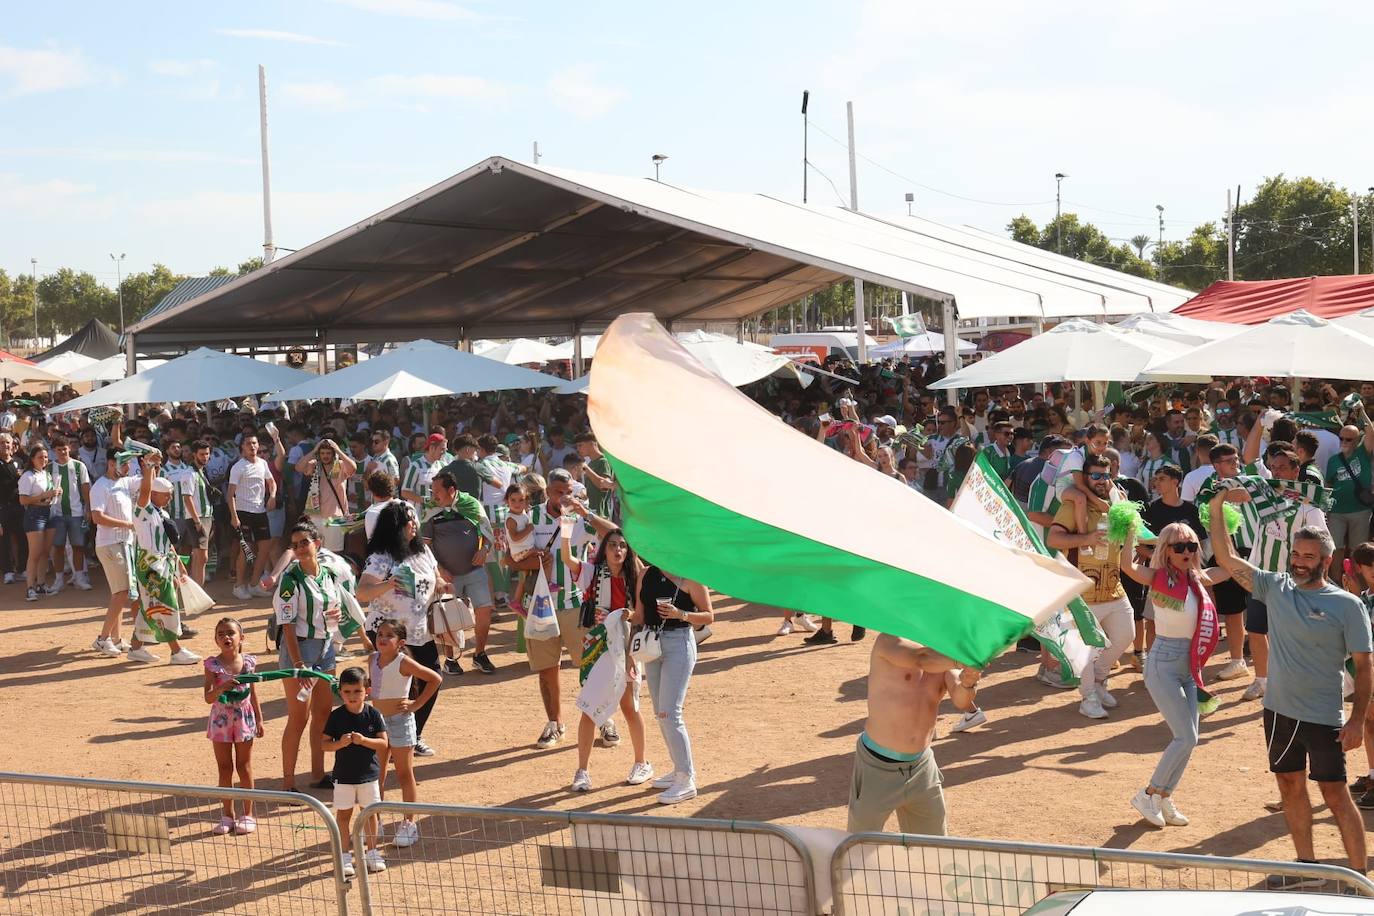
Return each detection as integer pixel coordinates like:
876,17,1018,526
1198,501,1242,535
1106,501,1154,545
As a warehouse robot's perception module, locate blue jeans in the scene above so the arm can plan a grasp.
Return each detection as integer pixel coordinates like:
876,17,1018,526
645,627,697,779
1144,636,1198,793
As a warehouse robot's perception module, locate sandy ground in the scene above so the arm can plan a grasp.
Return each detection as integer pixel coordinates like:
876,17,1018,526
2,571,1372,892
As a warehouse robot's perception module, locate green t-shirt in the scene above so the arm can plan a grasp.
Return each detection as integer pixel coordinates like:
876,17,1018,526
586,455,614,515
980,445,1011,482
1326,444,1371,515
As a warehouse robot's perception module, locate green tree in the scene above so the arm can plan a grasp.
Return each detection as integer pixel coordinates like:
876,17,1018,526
36,268,116,336
1005,213,1156,279
119,264,185,327
1129,234,1152,258
237,256,265,275
0,271,37,347
1233,175,1353,279
1154,223,1226,291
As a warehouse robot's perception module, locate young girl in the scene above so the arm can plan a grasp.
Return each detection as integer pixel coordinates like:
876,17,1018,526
504,483,535,609
369,618,441,849
201,617,264,835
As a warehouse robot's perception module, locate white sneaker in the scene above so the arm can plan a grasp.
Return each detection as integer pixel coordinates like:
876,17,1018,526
1097,685,1118,709
73,572,93,591
657,776,697,805
250,585,271,598
393,820,419,847
3,572,13,584
127,647,160,663
536,721,565,749
571,769,592,792
776,619,793,636
599,720,621,747
1159,796,1189,826
92,637,121,658
1078,695,1109,719
233,585,251,601
114,639,131,652
949,708,987,733
1131,788,1166,828
626,762,655,785
341,852,356,879
1036,665,1076,689
794,615,819,633
50,573,65,594
1216,658,1248,680
364,848,387,873
1242,679,1266,701
651,771,680,789
170,648,202,665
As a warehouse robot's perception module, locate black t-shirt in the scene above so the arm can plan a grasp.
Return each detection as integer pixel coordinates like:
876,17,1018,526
324,703,387,784
1115,476,1149,504
1143,498,1206,543
641,566,695,630
0,458,21,506
439,458,483,502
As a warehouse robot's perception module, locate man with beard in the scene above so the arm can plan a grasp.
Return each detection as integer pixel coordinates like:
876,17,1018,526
1210,491,1371,884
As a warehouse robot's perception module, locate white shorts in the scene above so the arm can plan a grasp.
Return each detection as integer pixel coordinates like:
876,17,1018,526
333,779,380,811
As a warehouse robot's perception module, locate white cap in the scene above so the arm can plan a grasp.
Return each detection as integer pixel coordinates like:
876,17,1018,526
151,478,174,495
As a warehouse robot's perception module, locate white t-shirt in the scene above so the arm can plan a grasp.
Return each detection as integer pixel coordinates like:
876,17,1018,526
91,475,134,547
18,468,52,502
1311,428,1341,474
1180,464,1214,503
228,456,271,513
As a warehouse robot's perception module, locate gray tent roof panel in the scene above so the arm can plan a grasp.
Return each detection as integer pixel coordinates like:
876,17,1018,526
34,318,121,361
129,156,1193,348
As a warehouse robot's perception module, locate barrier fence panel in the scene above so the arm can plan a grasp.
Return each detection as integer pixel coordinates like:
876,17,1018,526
350,801,817,915
0,772,350,915
830,832,1374,915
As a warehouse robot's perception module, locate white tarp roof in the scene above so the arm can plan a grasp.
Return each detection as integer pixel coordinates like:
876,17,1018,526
35,352,98,378
53,348,316,412
1333,307,1374,340
871,333,976,358
478,338,565,365
1112,312,1245,347
0,355,66,385
271,339,562,401
558,330,804,391
931,320,1201,388
127,157,1194,350
1147,310,1374,381
550,335,602,360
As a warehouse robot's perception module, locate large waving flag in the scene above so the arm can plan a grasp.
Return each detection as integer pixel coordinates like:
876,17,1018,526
588,314,1089,667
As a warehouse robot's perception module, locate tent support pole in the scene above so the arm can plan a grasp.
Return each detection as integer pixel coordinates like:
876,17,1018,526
942,298,960,407
458,328,471,353
124,334,136,412
572,325,584,379
1031,318,1047,396
736,320,744,344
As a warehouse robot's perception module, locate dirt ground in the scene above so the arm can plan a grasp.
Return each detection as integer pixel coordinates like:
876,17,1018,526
2,573,1369,870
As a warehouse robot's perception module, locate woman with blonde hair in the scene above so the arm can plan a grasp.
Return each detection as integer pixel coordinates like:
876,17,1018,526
1119,521,1230,829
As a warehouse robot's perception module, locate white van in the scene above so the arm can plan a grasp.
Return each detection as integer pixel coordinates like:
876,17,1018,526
769,332,880,363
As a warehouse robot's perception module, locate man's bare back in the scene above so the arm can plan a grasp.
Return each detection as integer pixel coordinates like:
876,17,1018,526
865,634,980,754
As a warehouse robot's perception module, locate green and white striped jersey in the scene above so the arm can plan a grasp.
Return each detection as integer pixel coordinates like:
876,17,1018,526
1247,502,1327,572
51,458,89,516
1213,426,1243,449
400,451,452,508
274,561,348,639
1136,456,1173,500
529,503,596,611
131,503,172,557
163,460,211,520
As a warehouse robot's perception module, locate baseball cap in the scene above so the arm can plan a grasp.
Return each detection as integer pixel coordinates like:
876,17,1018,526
875,415,898,428
427,433,446,446
151,478,174,495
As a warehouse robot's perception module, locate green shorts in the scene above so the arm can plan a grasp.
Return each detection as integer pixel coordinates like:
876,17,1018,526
846,735,946,836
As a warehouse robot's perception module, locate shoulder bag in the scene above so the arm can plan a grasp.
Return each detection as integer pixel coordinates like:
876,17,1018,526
428,594,475,649
1337,451,1374,508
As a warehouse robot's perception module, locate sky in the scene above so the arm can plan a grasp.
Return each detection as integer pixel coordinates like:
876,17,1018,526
4,0,1374,288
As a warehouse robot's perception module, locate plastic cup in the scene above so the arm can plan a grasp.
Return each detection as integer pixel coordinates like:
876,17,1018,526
558,515,576,539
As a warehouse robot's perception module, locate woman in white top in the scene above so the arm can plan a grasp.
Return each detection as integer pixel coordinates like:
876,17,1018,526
368,618,440,848
1120,521,1230,829
17,445,59,601
356,501,446,757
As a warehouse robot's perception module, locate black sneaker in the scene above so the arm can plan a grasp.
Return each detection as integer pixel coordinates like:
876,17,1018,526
804,629,838,646
1359,788,1374,810
851,626,867,642
310,775,335,789
1265,867,1327,890
443,658,464,676
472,651,496,675
1353,775,1374,794
179,626,199,639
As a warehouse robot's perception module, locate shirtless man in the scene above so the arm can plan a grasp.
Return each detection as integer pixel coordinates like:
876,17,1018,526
846,633,981,835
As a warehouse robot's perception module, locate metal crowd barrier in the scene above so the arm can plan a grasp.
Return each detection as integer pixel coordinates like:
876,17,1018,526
829,831,1374,915
0,771,350,914
349,801,818,915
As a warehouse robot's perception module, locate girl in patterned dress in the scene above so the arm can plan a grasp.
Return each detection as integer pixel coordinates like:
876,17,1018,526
202,617,264,835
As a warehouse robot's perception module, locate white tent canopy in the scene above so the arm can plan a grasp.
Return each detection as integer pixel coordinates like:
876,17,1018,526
930,320,1199,389
479,338,565,365
53,348,317,412
271,339,562,402
64,354,167,383
34,352,98,379
1111,312,1245,347
1333,307,1374,340
1147,310,1374,381
550,336,601,360
0,355,66,386
870,333,976,358
558,330,806,392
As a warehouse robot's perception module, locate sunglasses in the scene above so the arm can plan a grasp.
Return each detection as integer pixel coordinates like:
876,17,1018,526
1087,471,1111,481
1169,542,1199,554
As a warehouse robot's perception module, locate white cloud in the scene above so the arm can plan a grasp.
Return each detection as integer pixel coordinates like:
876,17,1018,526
0,173,96,211
216,29,345,47
148,58,217,78
0,44,104,95
369,74,493,100
0,147,254,166
279,81,352,110
279,75,502,112
547,65,626,119
325,0,485,21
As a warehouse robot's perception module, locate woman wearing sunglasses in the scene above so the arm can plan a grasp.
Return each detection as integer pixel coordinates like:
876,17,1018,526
1119,521,1231,829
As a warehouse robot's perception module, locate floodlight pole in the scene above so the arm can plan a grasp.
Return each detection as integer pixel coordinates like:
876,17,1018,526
846,100,867,364
110,253,126,333
1054,173,1066,252
30,258,38,345
533,141,541,164
801,90,809,204
259,65,276,265
1226,189,1235,280
1355,198,1361,275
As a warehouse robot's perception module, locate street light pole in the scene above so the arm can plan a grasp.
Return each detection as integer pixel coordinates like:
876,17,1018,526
801,90,809,204
110,252,126,333
30,258,38,346
651,153,667,181
1054,173,1066,252
1156,204,1165,282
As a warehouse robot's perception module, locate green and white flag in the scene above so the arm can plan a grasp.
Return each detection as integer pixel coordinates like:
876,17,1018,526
885,313,928,339
588,314,1090,667
949,453,1105,684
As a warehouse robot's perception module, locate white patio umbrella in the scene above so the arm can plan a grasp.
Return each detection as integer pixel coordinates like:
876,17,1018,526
1333,306,1374,340
1111,312,1245,347
479,338,564,365
555,331,808,393
930,319,1202,389
549,335,601,360
870,332,976,358
52,348,317,413
270,339,562,402
1146,309,1374,381
35,351,98,378
0,353,69,386
66,354,128,383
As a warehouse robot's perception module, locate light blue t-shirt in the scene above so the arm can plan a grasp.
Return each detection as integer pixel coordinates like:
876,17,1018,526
1255,570,1373,727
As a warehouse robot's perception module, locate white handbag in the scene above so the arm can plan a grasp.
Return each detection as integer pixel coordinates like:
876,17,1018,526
178,577,215,617
428,595,475,649
629,626,663,664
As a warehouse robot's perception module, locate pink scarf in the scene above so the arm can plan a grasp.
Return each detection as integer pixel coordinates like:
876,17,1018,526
1150,567,1219,690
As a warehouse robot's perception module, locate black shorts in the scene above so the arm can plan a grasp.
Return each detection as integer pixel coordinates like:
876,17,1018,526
1212,578,1248,616
1122,578,1147,621
1244,597,1268,636
236,510,271,544
1264,708,1346,783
